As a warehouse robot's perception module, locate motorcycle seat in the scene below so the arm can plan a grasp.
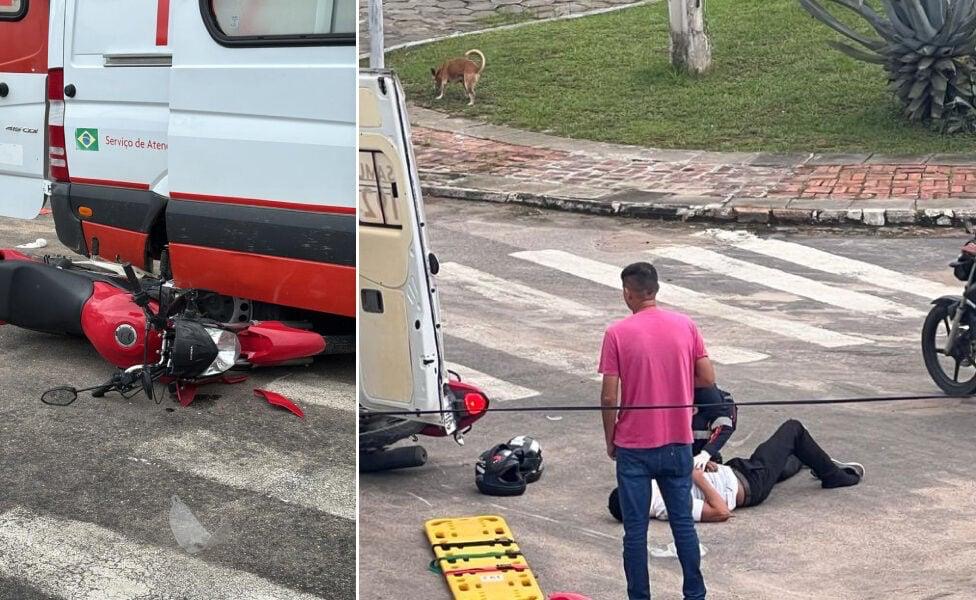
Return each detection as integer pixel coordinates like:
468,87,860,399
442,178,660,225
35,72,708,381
0,260,94,336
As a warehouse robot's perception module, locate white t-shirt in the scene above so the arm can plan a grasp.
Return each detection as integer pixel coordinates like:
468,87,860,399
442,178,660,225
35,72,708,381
649,465,739,522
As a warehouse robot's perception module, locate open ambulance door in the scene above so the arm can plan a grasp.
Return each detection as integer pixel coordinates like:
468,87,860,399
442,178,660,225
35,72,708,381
165,0,356,316
0,0,49,219
358,70,455,434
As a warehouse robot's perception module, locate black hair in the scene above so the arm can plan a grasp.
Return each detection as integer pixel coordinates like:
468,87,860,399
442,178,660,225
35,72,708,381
608,487,623,522
621,262,659,296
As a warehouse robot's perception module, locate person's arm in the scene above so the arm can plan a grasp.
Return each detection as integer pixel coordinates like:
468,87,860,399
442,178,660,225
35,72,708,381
691,469,732,522
702,423,734,458
694,357,716,388
691,324,715,387
598,328,620,461
601,375,620,460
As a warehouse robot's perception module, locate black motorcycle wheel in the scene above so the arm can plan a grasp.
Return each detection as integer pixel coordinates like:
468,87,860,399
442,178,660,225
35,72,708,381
922,302,976,395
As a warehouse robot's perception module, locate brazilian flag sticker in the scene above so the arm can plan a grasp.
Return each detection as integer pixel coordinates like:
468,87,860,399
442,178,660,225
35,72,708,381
75,128,99,151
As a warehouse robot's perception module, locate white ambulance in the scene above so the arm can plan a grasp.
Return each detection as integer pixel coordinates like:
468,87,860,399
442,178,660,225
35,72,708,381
0,0,356,334
358,70,490,471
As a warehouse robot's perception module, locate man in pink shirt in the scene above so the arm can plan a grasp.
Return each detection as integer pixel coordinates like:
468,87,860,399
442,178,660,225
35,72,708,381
599,262,715,600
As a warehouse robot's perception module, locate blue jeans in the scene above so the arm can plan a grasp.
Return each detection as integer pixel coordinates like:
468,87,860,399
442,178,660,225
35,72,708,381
616,444,705,600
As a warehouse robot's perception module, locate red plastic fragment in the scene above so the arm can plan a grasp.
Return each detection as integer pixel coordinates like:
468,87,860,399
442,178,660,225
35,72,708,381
254,388,304,419
220,374,249,385
175,382,198,407
549,594,593,600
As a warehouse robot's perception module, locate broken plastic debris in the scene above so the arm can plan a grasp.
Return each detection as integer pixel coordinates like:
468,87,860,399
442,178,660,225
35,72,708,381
254,388,305,418
545,415,563,421
169,495,226,554
649,541,707,559
15,238,47,249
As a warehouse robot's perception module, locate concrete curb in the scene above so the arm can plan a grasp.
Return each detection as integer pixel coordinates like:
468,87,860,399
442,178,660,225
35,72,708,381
422,182,976,228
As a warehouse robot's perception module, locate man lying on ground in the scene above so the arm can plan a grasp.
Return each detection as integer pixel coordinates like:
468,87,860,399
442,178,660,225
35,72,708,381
608,419,864,523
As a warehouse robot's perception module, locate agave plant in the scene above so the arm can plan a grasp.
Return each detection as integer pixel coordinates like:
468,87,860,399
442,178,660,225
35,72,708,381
800,0,976,133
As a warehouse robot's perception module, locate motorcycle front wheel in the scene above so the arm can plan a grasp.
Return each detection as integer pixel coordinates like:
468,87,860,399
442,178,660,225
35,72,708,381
921,302,976,395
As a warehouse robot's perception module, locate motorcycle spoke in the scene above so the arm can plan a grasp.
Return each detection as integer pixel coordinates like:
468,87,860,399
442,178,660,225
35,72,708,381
943,318,951,337
954,360,961,382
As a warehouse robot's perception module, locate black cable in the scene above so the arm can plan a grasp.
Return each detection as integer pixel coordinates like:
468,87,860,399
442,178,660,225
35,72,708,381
362,393,971,417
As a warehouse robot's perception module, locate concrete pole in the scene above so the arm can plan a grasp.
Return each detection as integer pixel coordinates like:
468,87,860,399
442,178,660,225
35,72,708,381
369,0,385,68
668,0,711,74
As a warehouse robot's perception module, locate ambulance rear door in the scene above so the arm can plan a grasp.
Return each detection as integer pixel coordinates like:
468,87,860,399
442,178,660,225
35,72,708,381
0,0,49,219
358,70,455,433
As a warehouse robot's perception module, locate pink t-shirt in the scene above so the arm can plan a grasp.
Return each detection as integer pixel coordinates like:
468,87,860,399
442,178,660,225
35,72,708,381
599,308,707,449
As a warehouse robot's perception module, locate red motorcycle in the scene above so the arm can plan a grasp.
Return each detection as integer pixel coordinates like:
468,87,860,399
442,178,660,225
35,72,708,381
0,248,325,412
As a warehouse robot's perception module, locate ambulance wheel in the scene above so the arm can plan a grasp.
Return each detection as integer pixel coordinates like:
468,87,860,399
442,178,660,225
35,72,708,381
922,303,976,395
360,446,428,473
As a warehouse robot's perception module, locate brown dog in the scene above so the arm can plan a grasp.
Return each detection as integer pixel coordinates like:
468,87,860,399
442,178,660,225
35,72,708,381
431,49,486,106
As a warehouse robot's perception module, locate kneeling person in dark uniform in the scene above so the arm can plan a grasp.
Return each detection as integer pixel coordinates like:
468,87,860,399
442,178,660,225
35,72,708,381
608,419,864,523
691,385,737,468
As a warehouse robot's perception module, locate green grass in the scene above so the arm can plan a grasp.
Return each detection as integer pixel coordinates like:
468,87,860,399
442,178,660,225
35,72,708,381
387,0,976,153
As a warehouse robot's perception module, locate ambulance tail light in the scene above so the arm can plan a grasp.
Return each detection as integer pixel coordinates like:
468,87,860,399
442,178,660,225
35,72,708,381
47,68,70,183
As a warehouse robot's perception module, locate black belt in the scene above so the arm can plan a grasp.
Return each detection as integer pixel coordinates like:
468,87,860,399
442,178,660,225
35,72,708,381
733,467,752,507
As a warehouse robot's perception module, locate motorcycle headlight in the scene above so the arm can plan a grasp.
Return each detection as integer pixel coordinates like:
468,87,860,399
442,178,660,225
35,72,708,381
203,327,241,376
171,320,240,378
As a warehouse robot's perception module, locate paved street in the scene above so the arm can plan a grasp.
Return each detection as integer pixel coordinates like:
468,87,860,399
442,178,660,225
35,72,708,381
0,215,356,598
360,198,976,599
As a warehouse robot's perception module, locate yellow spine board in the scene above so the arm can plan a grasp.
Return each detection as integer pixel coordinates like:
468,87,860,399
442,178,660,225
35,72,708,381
425,515,546,600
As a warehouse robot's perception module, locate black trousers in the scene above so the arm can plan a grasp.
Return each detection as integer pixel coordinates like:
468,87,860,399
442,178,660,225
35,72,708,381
726,419,837,507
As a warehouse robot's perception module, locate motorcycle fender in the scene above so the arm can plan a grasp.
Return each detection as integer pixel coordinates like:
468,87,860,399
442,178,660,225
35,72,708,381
932,295,963,310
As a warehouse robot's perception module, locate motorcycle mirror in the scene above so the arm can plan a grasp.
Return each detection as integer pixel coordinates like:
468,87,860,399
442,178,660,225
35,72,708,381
41,386,78,406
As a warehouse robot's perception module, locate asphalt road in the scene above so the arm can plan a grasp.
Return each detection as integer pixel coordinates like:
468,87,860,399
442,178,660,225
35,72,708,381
0,214,356,599
360,198,976,600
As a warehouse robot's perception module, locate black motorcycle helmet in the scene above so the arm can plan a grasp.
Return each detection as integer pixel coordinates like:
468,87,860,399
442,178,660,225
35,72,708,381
475,444,527,496
507,435,544,483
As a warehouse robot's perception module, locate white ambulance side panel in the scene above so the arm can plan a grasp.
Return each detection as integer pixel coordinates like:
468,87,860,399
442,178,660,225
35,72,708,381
62,0,170,190
359,71,453,430
167,0,355,209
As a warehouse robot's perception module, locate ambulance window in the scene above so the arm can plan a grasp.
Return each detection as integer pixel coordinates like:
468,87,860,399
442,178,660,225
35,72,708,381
359,151,403,229
204,0,355,45
0,0,27,21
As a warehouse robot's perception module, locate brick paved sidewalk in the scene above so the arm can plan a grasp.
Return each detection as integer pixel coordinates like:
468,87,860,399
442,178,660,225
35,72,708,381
361,0,643,49
409,106,976,227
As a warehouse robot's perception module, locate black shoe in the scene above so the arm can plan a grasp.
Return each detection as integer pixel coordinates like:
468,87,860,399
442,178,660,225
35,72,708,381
831,459,864,479
820,467,861,489
810,459,865,480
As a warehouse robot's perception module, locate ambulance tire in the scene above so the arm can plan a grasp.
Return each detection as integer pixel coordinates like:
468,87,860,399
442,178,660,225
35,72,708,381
360,446,428,473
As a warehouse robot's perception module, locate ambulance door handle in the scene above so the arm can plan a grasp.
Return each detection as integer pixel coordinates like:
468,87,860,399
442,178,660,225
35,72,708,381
0,83,8,98
64,84,77,98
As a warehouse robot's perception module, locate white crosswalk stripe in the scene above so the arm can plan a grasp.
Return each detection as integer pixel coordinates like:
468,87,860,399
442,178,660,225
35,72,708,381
265,373,356,412
511,249,871,348
446,362,541,401
447,312,601,380
708,346,769,365
648,245,925,319
439,261,599,318
441,270,769,368
137,430,355,521
701,229,959,299
0,507,321,600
